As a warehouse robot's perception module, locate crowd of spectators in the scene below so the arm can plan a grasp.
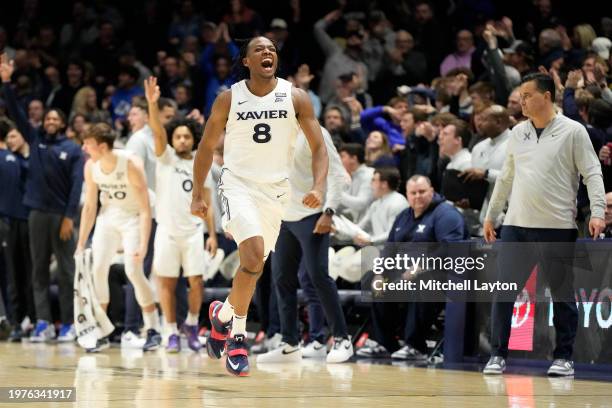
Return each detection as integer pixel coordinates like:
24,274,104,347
1,0,611,359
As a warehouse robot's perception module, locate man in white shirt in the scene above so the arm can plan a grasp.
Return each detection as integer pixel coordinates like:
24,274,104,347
257,127,353,364
438,119,472,172
126,101,157,191
438,119,473,221
460,105,512,229
354,167,409,246
337,143,375,223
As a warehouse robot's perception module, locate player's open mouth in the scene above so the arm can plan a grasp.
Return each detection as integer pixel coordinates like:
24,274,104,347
261,58,273,70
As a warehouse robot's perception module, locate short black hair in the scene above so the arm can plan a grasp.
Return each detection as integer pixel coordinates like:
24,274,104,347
408,107,429,123
214,54,231,64
70,113,87,127
339,143,365,164
0,118,16,142
232,36,280,81
589,99,612,130
165,117,203,150
66,58,85,73
374,167,401,191
450,119,471,148
415,0,434,11
521,72,555,102
118,65,140,81
44,108,68,132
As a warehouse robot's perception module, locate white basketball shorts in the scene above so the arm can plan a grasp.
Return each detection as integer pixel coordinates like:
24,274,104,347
217,168,289,256
153,225,206,278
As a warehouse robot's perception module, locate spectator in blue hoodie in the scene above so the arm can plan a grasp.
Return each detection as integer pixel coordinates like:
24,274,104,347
0,118,34,341
1,54,84,343
356,175,468,359
198,22,238,117
203,55,235,117
110,65,144,124
360,96,409,150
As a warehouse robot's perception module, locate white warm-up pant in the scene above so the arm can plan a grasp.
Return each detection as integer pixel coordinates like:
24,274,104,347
91,211,154,308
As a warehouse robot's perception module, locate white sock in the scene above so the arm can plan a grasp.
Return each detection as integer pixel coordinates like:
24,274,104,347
218,298,234,323
230,313,247,337
185,312,199,326
165,321,178,335
143,310,160,332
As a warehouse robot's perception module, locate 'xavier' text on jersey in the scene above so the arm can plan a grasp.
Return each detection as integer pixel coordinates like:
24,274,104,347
236,110,288,120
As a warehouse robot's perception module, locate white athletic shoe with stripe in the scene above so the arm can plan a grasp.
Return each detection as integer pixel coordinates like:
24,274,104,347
256,342,302,364
547,359,574,376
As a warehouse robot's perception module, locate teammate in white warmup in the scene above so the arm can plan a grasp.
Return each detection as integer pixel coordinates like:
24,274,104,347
76,123,161,352
145,76,217,354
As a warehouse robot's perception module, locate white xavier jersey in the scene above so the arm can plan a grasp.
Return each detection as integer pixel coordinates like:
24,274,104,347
224,78,300,183
92,150,140,216
156,146,212,236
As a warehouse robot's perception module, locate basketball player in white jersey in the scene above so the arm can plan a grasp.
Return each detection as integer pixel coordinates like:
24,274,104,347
76,123,162,352
191,36,329,376
144,76,217,353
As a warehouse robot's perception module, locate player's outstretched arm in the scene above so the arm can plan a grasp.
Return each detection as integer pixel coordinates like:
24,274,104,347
144,76,167,157
191,90,230,220
293,87,328,208
127,156,152,263
75,160,99,254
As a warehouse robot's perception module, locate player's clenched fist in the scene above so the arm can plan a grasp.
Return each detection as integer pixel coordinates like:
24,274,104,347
191,195,208,219
302,189,322,208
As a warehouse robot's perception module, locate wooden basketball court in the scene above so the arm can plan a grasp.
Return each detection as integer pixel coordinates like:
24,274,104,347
1,342,611,407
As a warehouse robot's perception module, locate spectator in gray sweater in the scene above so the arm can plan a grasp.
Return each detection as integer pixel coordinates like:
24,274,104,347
354,167,409,246
337,143,375,223
313,10,369,104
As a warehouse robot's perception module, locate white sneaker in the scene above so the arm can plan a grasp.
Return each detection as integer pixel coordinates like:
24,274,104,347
251,333,283,354
121,330,146,349
483,356,506,375
547,359,574,376
86,337,110,353
391,345,428,361
57,324,76,343
302,340,327,358
267,333,282,350
256,342,302,364
326,337,354,364
355,339,389,358
29,320,56,343
21,316,33,333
